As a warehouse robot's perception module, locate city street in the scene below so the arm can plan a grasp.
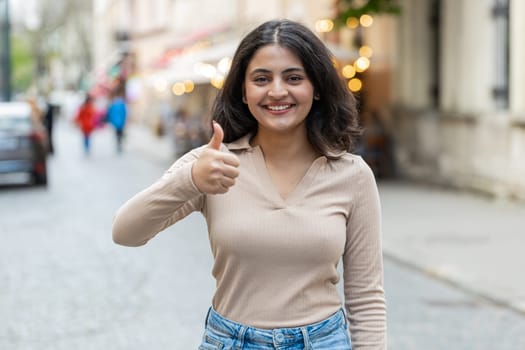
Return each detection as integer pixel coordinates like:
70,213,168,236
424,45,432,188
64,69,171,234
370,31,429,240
1,118,525,349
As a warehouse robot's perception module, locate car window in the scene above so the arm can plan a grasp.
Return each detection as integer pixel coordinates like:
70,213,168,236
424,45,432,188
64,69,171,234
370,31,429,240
0,116,32,131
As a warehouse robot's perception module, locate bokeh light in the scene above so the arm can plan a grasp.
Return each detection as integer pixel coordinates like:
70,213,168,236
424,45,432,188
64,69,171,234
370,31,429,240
348,78,362,92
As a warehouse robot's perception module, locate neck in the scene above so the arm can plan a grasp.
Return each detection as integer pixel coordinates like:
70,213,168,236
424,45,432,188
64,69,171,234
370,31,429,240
252,128,318,162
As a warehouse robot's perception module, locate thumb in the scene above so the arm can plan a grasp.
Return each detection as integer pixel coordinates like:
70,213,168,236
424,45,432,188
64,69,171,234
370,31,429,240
208,121,224,150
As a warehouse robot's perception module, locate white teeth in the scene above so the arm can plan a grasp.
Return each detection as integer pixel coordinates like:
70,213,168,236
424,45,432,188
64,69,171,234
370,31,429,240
267,105,290,111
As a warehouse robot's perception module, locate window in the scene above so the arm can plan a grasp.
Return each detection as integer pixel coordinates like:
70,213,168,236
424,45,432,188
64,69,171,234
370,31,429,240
492,0,509,109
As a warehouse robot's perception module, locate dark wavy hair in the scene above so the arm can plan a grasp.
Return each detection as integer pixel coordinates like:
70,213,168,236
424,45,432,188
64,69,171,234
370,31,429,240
212,19,361,157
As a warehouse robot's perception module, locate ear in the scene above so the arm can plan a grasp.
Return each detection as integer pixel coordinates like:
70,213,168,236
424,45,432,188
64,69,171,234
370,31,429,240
242,85,247,103
314,93,320,100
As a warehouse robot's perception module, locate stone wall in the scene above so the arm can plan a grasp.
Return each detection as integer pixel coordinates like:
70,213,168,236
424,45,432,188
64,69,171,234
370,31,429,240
393,108,525,201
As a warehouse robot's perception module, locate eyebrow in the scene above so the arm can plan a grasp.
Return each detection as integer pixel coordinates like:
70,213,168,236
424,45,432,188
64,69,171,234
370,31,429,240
248,67,305,76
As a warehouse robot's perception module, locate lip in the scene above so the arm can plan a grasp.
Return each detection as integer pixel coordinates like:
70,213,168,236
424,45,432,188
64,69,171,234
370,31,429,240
263,103,295,113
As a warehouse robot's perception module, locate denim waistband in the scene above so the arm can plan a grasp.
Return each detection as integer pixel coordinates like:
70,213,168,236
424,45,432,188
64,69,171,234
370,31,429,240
205,307,347,347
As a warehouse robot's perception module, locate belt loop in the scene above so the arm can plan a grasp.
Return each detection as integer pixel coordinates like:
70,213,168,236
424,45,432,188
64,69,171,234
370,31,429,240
341,308,349,328
236,326,247,350
301,327,311,350
204,307,212,327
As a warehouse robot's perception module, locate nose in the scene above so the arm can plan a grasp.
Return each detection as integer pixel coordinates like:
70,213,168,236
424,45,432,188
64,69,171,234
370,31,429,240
268,80,288,99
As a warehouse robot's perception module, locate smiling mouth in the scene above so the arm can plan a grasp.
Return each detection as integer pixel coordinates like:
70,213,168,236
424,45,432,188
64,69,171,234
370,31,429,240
266,104,293,111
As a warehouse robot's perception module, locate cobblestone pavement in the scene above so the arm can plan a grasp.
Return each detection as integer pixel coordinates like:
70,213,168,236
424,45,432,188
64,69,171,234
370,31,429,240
0,120,524,349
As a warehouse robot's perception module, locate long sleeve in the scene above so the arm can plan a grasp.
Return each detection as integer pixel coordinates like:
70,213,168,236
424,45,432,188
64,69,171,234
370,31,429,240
112,148,205,246
343,159,387,349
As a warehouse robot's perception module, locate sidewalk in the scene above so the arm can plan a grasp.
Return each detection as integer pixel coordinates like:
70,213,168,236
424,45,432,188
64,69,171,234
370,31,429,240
126,123,525,315
379,181,525,315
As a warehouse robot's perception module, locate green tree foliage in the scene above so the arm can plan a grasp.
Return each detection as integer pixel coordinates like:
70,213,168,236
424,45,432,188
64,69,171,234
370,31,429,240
335,0,401,27
10,34,33,94
11,0,92,94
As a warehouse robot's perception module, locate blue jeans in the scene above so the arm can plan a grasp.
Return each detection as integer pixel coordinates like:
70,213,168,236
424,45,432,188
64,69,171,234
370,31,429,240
198,307,352,350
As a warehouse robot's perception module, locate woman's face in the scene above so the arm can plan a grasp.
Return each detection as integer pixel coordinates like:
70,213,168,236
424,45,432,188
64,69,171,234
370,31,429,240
243,44,315,137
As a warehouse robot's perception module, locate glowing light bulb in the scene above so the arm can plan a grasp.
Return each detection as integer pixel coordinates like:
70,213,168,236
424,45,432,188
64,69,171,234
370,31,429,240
218,57,232,74
355,57,370,72
360,14,374,27
346,17,359,29
172,82,185,96
211,75,225,89
342,64,356,79
348,78,362,92
359,45,373,58
184,80,194,93
315,19,334,33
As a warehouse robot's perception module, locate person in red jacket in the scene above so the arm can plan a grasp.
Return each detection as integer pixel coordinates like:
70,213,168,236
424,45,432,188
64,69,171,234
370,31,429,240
75,95,97,154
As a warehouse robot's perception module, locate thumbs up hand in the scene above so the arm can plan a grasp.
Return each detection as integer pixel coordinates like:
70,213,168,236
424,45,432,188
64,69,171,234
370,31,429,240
192,122,240,194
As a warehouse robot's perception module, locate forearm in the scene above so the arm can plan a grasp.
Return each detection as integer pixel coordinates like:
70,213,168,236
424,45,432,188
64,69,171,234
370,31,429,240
344,266,386,349
343,159,386,349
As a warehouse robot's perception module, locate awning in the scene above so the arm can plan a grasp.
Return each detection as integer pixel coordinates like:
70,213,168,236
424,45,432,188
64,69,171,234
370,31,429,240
148,40,358,86
149,40,240,85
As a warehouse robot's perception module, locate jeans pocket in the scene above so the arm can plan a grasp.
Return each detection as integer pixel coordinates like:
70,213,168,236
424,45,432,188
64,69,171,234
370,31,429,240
198,331,225,350
340,322,353,350
310,326,352,350
198,344,220,350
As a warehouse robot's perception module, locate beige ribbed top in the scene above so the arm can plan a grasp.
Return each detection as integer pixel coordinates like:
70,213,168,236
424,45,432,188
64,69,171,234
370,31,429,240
112,135,386,349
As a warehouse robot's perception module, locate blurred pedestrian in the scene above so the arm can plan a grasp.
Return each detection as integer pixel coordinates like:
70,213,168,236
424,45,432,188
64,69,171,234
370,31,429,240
26,97,43,124
172,108,207,158
359,110,395,178
172,107,191,157
112,19,385,350
43,100,59,154
106,86,128,153
74,95,96,155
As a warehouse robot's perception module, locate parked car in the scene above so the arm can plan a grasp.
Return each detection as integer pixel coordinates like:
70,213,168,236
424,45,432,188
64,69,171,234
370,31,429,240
0,101,48,186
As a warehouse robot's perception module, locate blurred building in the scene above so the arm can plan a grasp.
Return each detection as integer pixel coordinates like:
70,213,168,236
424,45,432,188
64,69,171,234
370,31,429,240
91,0,352,131
92,0,525,200
391,0,525,200
315,0,525,200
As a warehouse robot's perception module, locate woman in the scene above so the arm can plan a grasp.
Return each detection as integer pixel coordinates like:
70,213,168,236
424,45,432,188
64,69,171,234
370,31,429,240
112,19,386,349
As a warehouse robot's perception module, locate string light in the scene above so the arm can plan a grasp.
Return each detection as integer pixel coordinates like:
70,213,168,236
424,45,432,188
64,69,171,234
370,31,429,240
172,82,185,96
348,78,362,92
210,76,225,89
355,57,370,72
342,64,356,79
359,45,373,58
360,14,374,27
183,80,194,93
315,19,334,33
218,57,232,74
346,17,359,29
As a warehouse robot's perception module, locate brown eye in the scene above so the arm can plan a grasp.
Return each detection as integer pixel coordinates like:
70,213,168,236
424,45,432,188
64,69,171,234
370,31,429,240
288,75,304,83
254,76,270,84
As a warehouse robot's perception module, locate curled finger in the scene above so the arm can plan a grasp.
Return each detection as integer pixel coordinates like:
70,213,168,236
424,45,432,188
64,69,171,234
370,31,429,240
220,176,236,188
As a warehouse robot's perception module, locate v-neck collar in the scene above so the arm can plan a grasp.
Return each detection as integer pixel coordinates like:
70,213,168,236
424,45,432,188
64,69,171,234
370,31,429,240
225,134,346,158
251,146,325,207
225,134,339,207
